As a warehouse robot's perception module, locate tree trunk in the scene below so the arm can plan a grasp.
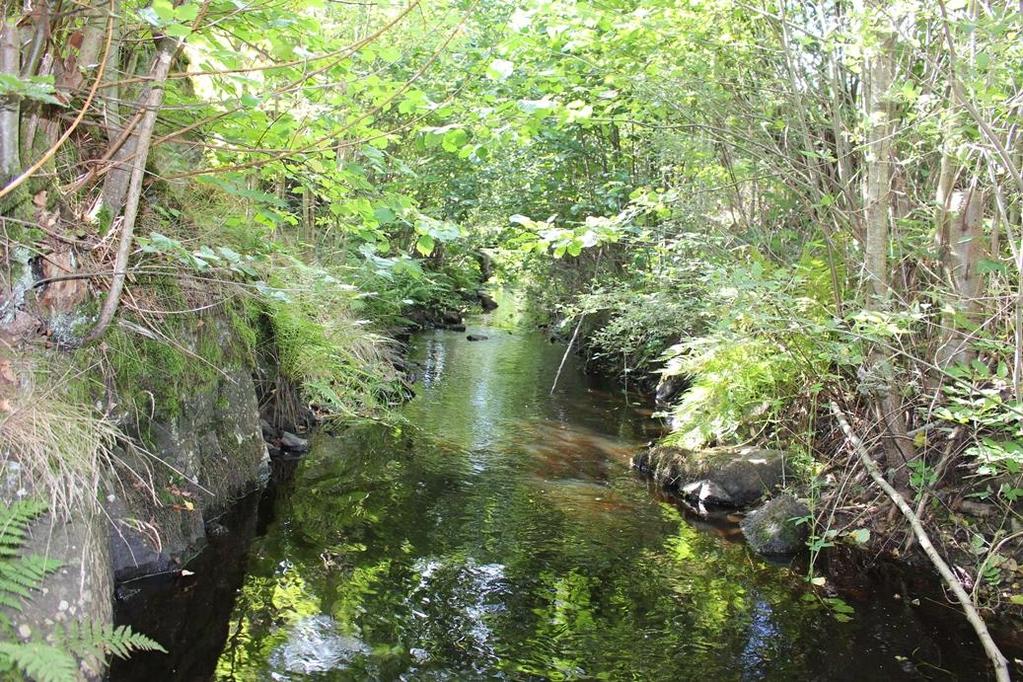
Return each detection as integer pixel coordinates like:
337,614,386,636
862,28,895,304
85,36,178,343
0,22,21,182
859,7,914,489
936,186,987,368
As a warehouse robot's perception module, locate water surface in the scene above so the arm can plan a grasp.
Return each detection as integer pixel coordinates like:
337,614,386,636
114,326,1005,680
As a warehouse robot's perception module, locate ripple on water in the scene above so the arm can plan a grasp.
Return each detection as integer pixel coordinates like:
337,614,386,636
268,615,369,678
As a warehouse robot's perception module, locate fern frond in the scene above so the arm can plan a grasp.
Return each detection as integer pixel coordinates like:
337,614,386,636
63,621,167,661
0,556,62,603
0,642,78,682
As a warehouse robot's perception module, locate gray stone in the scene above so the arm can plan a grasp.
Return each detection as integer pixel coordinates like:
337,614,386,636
740,494,810,555
110,365,269,580
681,479,734,506
281,431,309,453
655,375,689,405
633,444,791,507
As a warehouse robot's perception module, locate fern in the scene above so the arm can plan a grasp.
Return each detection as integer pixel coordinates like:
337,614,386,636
0,499,167,682
62,621,167,661
0,501,59,613
0,643,78,682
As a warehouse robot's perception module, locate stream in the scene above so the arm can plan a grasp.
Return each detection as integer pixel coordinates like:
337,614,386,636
111,325,1005,680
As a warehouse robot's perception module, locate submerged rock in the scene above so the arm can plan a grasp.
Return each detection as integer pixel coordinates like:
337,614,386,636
633,445,790,507
740,494,810,555
281,431,309,453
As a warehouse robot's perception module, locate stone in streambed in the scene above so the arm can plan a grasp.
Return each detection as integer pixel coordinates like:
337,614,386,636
740,494,810,555
280,431,309,453
681,479,734,506
633,444,790,507
478,291,498,312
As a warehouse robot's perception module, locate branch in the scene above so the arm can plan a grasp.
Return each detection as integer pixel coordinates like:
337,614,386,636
830,401,1010,682
0,0,116,200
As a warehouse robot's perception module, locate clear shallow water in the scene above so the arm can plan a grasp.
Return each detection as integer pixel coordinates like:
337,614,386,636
112,326,1010,681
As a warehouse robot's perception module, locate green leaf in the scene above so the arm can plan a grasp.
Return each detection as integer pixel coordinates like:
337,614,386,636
0,642,78,682
487,59,514,81
163,23,192,38
848,528,870,544
415,234,435,256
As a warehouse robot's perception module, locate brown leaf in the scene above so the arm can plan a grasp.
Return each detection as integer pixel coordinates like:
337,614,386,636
0,360,16,384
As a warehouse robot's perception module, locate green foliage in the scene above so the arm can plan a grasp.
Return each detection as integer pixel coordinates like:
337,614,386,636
573,284,708,378
0,501,165,682
58,621,167,663
661,257,838,450
0,74,62,106
0,643,78,682
265,258,400,418
0,501,60,615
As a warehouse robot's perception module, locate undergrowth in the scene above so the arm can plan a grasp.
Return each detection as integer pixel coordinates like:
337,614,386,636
656,254,840,456
266,256,401,419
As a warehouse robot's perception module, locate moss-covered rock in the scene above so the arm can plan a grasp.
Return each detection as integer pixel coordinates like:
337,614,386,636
740,494,810,556
110,365,268,581
633,444,791,507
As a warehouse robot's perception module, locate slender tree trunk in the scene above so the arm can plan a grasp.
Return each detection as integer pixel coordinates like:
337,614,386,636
0,22,21,183
936,185,987,368
859,6,914,488
862,28,895,304
85,36,179,344
78,0,111,69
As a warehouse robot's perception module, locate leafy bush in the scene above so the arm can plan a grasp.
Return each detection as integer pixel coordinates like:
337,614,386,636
265,256,400,418
660,255,839,450
574,284,708,377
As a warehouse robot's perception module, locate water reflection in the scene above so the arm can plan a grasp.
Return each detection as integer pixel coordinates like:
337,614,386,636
116,326,1012,681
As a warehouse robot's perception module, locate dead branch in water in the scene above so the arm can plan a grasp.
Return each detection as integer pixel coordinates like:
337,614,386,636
830,401,1010,682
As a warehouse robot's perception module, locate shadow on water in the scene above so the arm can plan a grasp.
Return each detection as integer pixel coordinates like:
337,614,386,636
112,325,1018,681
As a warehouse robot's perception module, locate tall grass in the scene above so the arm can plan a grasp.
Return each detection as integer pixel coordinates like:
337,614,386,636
0,365,120,518
265,256,401,420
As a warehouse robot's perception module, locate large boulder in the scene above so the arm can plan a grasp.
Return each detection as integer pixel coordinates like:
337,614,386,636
740,494,810,556
633,444,791,507
478,291,498,312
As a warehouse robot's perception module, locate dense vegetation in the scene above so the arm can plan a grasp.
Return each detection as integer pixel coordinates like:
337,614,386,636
1,0,1022,678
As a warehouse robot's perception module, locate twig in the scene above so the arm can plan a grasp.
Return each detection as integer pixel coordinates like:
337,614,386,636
550,314,584,395
830,401,1010,682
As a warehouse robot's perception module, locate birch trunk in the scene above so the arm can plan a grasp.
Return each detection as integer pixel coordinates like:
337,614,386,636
936,186,987,368
0,22,21,182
